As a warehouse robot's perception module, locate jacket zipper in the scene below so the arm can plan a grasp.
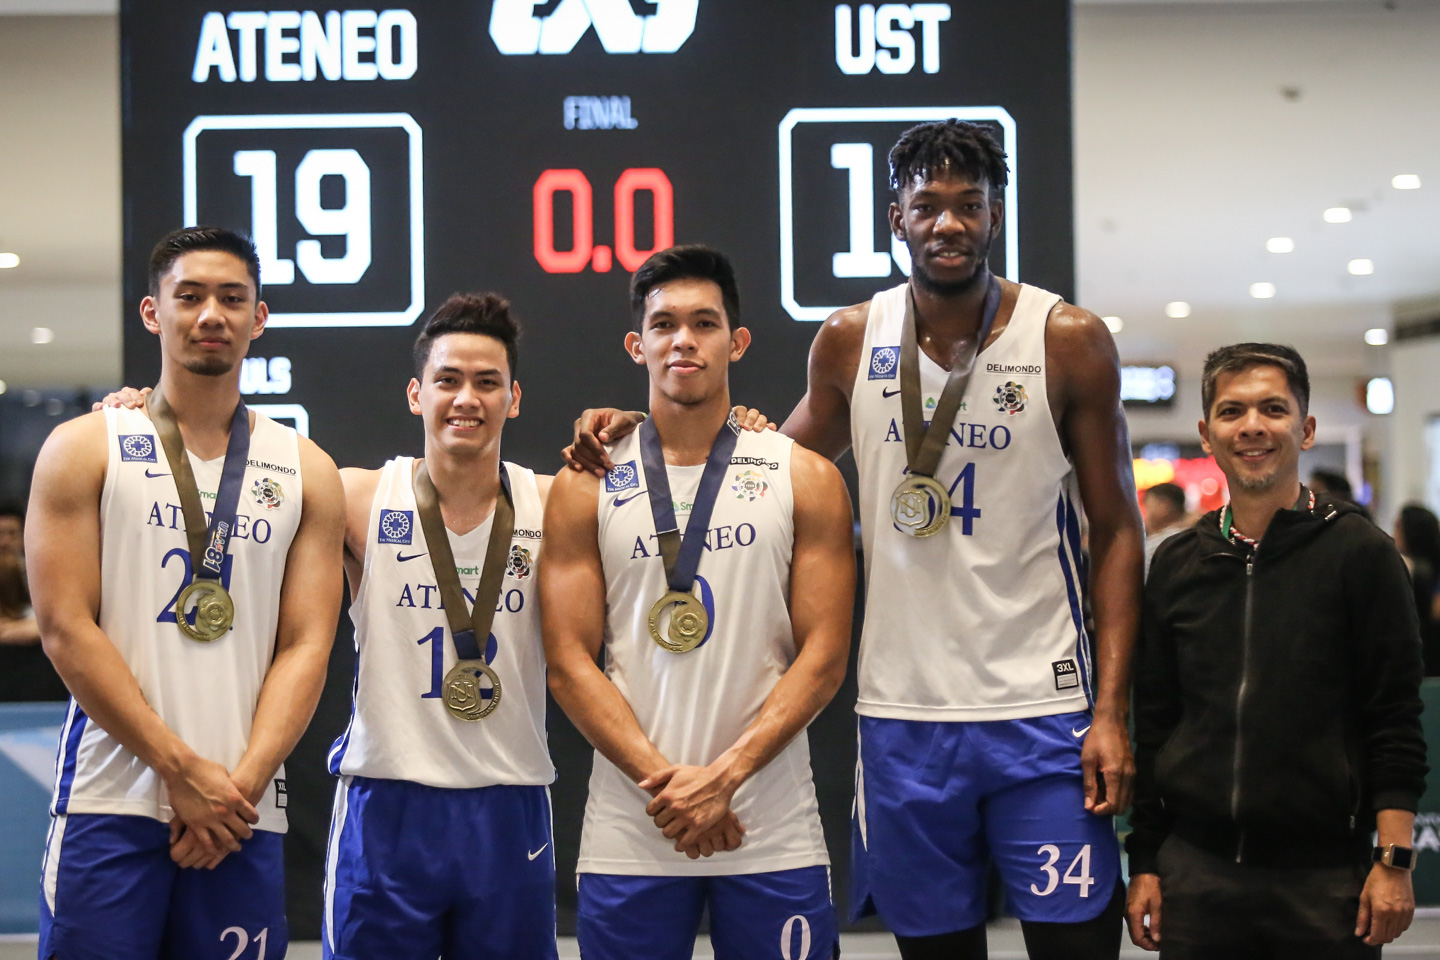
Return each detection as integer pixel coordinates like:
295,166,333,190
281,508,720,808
1231,552,1255,862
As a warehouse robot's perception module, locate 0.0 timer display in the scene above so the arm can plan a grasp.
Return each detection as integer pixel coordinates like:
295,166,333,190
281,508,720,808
532,167,675,274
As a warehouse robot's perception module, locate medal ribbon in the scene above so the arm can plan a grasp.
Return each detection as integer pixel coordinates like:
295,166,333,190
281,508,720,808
147,387,250,583
898,273,1003,479
638,415,740,594
413,461,515,662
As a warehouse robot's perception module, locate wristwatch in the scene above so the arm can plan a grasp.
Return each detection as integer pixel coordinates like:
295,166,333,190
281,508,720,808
1372,844,1417,871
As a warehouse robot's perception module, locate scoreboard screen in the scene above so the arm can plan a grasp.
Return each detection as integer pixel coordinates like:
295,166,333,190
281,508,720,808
121,0,1072,933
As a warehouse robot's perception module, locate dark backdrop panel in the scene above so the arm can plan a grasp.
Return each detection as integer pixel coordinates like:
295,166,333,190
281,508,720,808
122,0,1072,937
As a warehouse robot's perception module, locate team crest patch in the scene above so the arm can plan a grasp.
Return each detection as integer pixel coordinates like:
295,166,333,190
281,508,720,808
378,509,414,545
119,434,157,463
868,346,899,380
605,460,640,492
732,469,768,501
993,381,1028,415
506,544,534,580
252,477,285,510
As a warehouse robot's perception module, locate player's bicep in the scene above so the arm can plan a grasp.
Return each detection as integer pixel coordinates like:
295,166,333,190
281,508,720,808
539,470,606,663
787,451,855,658
780,307,863,460
1055,312,1139,524
26,417,108,639
277,442,346,653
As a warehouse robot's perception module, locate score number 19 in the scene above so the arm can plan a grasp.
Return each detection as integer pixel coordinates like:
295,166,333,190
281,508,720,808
533,168,673,274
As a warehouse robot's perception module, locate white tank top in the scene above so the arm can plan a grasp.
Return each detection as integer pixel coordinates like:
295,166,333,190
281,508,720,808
578,426,829,876
51,406,303,832
850,282,1093,722
328,458,553,789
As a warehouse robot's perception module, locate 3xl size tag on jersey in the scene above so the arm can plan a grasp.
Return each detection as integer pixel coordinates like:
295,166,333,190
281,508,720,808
1052,659,1079,691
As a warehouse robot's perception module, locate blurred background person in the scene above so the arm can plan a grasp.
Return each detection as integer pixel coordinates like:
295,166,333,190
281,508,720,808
1142,482,1190,576
1395,503,1440,675
0,503,24,563
0,546,64,701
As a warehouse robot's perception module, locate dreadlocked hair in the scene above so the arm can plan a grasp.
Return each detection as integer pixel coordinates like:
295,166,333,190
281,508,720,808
888,119,1009,198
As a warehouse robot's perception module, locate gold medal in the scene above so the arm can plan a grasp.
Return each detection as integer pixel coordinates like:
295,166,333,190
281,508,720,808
890,474,950,538
647,590,709,653
175,579,235,642
442,659,502,721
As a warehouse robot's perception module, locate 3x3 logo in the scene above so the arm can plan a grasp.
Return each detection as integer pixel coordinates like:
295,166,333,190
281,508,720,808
489,0,698,55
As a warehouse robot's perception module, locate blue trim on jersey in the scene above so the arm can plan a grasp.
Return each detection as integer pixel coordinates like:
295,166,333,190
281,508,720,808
52,700,88,815
326,661,360,775
1054,494,1093,705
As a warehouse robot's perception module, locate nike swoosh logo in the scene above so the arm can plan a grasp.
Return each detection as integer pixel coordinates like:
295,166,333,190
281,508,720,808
1072,725,1091,738
527,843,549,861
396,552,427,562
881,387,901,398
144,469,171,479
612,491,643,507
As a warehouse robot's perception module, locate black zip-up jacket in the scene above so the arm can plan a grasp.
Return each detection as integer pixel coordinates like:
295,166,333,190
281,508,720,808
1126,495,1427,874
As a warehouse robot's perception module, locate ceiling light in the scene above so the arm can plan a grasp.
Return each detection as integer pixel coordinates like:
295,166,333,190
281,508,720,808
1323,207,1352,223
1348,258,1374,276
0,253,18,269
1392,174,1421,190
1366,377,1394,415
1164,301,1191,319
1102,316,1123,334
1266,237,1295,254
31,327,54,344
1364,328,1389,346
1250,282,1276,299
0,380,7,396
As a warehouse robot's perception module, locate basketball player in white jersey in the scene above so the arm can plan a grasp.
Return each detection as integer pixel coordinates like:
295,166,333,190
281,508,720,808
25,227,346,960
321,293,558,959
542,245,856,960
566,122,1144,958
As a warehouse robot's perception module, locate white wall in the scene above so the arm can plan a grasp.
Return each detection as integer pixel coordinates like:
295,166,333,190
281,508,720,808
1388,336,1440,518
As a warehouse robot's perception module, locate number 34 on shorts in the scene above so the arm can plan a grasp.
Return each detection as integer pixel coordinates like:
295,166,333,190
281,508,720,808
1031,843,1097,899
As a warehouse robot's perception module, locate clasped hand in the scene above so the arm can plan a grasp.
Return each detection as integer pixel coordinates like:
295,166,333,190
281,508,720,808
640,764,746,860
165,757,261,871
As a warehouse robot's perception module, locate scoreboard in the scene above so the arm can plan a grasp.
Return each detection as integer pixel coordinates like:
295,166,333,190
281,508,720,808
121,0,1072,933
122,0,1072,470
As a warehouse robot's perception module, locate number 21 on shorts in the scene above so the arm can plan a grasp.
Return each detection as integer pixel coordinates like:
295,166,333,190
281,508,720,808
1030,843,1094,898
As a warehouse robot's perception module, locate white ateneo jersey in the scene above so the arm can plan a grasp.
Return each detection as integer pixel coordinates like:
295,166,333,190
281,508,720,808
851,282,1092,722
51,406,303,832
328,457,553,790
579,426,829,877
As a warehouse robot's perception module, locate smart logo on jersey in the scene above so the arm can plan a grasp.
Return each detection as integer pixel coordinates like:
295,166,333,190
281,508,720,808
489,0,698,55
993,381,1027,415
252,477,285,510
506,544,534,580
378,509,414,545
119,435,157,463
731,469,768,501
868,346,899,380
605,461,640,493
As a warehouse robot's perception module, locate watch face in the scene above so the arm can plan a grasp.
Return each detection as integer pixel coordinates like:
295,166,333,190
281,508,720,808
1392,846,1415,870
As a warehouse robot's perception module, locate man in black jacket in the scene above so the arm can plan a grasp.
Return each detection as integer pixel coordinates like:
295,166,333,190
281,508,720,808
1125,343,1427,958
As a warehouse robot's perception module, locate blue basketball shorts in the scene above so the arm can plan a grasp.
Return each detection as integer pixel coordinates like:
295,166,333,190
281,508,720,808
323,776,558,960
851,712,1121,935
38,812,286,960
576,866,837,960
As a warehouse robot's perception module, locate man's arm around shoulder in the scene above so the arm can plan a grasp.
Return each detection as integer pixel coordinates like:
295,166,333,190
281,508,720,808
27,413,259,864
